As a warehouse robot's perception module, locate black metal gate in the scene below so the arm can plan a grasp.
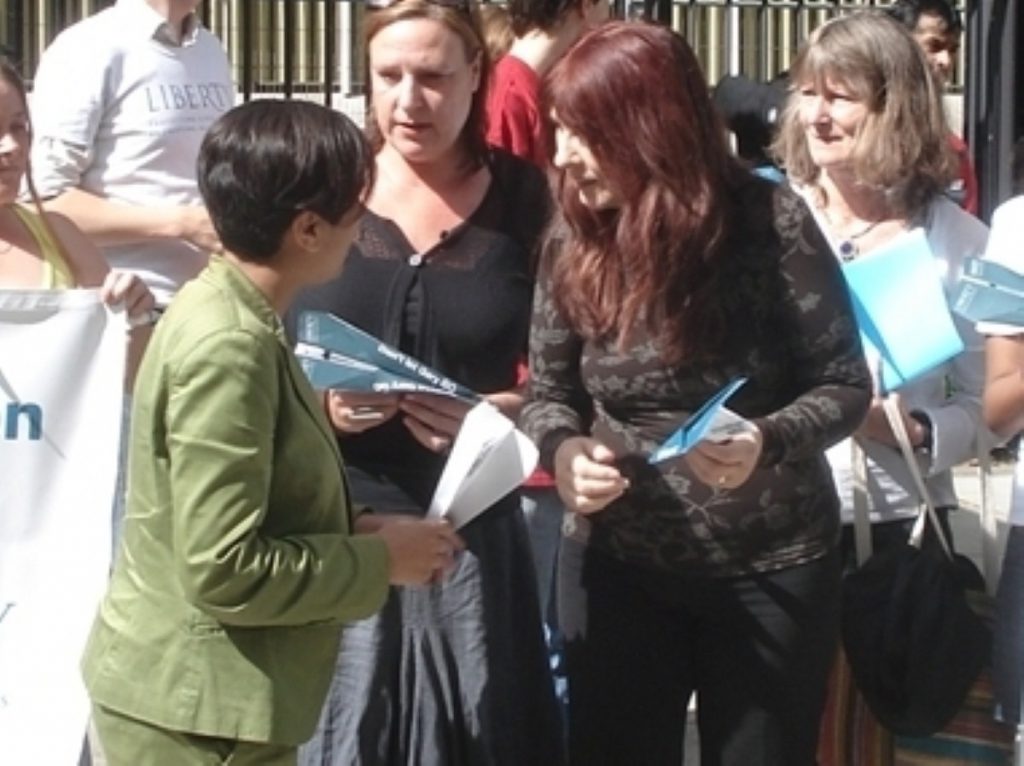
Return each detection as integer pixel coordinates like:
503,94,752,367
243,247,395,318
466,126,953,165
2,0,360,106
5,0,1013,215
1,0,968,100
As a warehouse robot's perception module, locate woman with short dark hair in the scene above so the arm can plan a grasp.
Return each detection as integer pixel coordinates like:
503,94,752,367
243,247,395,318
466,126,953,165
81,99,461,764
521,21,872,765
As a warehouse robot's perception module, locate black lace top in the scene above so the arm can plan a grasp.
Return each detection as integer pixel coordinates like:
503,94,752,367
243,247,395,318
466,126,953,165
519,181,872,576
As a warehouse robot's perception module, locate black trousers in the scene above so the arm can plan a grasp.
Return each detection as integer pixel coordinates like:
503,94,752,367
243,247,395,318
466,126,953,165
993,524,1024,724
558,538,841,766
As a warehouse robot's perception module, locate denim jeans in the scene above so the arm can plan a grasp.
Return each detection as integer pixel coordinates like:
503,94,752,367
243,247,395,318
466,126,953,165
521,486,568,710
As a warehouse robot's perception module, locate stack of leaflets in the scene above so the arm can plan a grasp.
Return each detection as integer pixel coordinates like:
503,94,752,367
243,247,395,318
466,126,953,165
294,311,536,528
953,256,1024,327
295,310,477,400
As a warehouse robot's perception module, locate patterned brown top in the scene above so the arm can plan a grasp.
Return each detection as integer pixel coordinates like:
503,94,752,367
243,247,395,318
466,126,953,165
520,182,872,577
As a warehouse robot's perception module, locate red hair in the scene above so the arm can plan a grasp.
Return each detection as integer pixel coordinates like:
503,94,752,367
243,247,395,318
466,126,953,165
543,22,744,363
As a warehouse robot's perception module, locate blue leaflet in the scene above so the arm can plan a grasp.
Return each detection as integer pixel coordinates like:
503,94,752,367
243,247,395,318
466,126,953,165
953,257,1024,326
294,311,479,401
841,228,964,393
649,377,748,464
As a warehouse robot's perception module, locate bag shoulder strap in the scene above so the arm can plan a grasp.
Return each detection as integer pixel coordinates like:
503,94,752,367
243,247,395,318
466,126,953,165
851,439,873,566
881,396,953,559
976,446,1005,594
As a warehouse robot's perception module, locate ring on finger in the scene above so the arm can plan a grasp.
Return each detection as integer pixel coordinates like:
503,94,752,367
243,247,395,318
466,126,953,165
349,406,383,422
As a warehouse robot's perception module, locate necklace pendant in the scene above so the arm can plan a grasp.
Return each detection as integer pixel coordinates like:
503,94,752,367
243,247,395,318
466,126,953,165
838,239,857,261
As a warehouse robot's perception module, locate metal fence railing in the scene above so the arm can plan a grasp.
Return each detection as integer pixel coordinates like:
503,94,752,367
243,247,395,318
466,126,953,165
0,0,1010,217
1,0,968,104
2,1,358,102
655,0,966,93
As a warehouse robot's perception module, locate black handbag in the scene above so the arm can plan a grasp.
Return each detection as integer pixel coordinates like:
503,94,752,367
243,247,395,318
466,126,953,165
840,398,991,737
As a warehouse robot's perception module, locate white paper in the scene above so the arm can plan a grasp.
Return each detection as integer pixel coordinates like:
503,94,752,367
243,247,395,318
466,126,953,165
428,401,539,528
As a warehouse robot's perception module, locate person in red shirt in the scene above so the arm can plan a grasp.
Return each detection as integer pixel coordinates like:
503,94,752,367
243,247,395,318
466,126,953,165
887,0,978,214
485,0,610,717
486,0,610,168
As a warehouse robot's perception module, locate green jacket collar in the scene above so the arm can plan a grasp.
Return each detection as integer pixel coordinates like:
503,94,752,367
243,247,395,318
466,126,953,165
205,255,287,344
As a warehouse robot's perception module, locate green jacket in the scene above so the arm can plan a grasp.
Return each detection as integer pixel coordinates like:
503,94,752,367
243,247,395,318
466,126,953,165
82,256,390,745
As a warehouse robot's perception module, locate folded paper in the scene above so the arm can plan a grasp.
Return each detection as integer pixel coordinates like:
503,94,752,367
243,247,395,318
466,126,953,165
428,401,539,529
841,228,963,393
649,378,751,463
295,311,478,401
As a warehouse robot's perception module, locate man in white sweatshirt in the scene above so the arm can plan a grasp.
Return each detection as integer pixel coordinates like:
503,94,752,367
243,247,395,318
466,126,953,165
30,0,234,307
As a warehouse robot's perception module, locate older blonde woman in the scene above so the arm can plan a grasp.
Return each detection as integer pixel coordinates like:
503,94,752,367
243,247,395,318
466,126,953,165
774,11,990,555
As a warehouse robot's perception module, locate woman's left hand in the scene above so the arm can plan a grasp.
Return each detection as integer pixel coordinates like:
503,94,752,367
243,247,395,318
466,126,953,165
399,393,474,453
856,392,928,449
100,270,157,328
685,428,764,490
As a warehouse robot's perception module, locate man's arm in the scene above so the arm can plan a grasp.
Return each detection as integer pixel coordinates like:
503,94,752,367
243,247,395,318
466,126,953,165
42,186,220,252
29,26,224,254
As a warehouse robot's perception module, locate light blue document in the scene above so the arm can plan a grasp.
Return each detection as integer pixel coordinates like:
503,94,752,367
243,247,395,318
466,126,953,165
841,228,963,393
649,378,749,464
294,311,478,401
953,257,1024,326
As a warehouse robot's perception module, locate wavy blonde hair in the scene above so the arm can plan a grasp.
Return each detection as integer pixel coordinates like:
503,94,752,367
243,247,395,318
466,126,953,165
773,11,956,219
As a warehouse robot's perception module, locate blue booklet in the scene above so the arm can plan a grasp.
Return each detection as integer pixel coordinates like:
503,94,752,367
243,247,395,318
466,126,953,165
294,311,478,401
841,228,963,393
649,378,749,464
952,257,1024,326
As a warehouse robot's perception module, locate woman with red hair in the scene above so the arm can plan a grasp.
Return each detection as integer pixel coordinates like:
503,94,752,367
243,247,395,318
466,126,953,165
520,22,871,765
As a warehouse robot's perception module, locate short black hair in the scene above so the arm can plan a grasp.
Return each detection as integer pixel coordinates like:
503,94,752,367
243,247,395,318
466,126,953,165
507,0,583,36
198,100,374,261
713,72,789,167
885,0,962,35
